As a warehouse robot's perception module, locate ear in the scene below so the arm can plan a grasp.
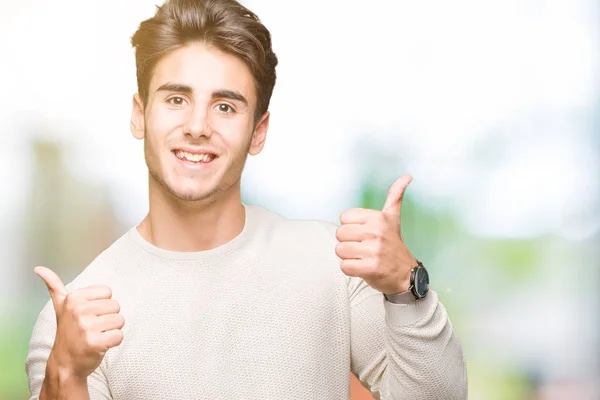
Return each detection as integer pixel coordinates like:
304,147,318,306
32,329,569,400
248,111,270,156
130,93,145,140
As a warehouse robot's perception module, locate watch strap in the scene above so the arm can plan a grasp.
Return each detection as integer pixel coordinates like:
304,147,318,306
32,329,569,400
383,290,417,304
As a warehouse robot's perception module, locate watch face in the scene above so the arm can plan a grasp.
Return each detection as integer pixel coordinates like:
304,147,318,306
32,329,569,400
414,267,429,297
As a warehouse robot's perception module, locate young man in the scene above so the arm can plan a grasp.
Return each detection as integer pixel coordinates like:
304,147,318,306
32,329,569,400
26,0,467,399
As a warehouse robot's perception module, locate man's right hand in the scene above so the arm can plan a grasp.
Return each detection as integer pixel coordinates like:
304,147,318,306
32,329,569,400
34,266,125,383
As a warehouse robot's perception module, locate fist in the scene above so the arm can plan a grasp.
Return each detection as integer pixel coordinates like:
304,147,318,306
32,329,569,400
335,175,418,294
34,266,125,380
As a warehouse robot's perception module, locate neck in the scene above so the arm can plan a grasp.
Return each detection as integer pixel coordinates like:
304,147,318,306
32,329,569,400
137,179,246,252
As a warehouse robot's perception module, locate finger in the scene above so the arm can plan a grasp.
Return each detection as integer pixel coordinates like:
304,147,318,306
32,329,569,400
76,285,113,301
88,299,121,316
335,224,373,242
340,208,381,225
335,241,367,260
94,314,125,332
34,266,67,310
99,329,124,350
382,174,412,216
340,258,374,277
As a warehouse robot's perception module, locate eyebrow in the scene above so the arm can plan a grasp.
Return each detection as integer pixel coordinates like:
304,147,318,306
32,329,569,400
156,83,193,95
155,83,248,106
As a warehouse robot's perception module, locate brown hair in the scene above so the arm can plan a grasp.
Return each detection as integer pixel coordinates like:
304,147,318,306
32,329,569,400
131,0,278,123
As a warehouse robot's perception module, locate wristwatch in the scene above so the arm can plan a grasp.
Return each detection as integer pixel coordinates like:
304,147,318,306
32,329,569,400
384,260,429,304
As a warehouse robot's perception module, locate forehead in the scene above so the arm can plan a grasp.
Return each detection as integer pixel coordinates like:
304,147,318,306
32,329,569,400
149,42,256,103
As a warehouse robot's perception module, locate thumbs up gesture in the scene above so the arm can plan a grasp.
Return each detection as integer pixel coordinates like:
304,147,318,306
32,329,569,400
34,266,125,381
335,175,418,295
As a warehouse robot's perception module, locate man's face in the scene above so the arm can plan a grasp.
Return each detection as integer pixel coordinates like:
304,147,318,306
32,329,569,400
131,42,269,204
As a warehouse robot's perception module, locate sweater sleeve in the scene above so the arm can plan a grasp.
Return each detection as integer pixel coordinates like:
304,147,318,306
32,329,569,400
25,301,113,400
347,275,468,399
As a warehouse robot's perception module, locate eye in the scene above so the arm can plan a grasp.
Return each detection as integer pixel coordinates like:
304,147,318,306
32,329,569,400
216,103,234,113
167,96,187,106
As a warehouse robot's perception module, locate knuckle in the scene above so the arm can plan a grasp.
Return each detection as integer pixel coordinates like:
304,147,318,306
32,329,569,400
112,300,121,313
363,258,377,271
374,220,387,235
335,227,343,241
372,238,384,254
340,208,358,224
363,227,376,240
83,331,96,348
369,228,381,240
89,335,107,353
365,220,381,236
64,293,78,310
340,261,352,275
77,317,91,332
73,303,88,317
106,330,124,349
115,330,124,345
334,242,343,255
339,210,348,223
100,285,113,298
66,299,85,316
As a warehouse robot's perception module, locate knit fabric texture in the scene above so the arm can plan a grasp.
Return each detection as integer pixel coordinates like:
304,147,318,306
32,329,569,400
26,204,467,399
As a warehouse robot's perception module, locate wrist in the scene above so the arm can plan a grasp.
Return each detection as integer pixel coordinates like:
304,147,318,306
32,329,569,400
384,264,415,295
390,275,411,294
45,351,88,388
41,365,89,400
384,260,429,304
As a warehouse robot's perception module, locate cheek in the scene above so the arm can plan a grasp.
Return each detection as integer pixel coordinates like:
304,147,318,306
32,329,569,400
213,118,253,151
143,110,178,165
146,107,182,137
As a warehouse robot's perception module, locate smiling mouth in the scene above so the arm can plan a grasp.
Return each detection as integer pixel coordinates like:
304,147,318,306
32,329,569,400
173,150,217,164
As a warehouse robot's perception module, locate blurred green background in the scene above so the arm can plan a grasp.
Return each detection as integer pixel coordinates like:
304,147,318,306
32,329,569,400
0,0,598,399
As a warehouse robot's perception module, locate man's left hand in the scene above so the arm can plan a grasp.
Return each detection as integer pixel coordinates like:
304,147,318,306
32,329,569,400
335,174,418,295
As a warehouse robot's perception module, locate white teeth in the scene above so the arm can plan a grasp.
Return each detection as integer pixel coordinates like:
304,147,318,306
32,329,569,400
175,150,214,163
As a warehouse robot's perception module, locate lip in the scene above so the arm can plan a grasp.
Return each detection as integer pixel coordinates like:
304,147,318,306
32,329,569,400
172,147,219,169
172,147,219,156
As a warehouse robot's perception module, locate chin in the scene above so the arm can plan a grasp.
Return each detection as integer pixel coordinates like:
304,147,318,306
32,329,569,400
172,187,215,203
154,176,211,202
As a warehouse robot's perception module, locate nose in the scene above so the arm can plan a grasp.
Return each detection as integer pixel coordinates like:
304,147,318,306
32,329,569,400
183,105,211,138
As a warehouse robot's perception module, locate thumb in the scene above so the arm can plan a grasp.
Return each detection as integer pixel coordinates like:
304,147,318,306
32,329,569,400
34,266,67,311
382,174,412,216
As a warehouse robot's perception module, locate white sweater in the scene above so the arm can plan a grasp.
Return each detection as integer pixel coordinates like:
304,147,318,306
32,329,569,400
26,204,467,400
